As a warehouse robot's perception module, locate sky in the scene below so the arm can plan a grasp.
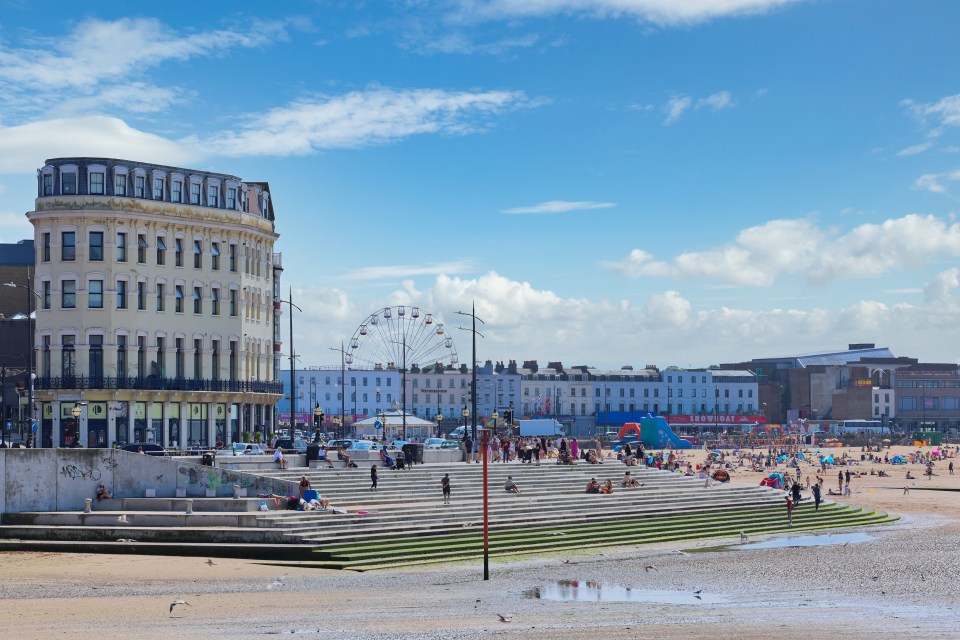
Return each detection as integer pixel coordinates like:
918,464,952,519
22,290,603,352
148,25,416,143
1,0,960,370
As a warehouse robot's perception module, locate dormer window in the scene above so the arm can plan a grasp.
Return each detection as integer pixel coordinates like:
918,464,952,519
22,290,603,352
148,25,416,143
207,185,219,207
172,180,182,203
62,172,77,195
90,172,105,194
42,174,53,195
115,174,127,196
153,178,164,200
190,183,200,204
226,188,236,209
135,175,145,198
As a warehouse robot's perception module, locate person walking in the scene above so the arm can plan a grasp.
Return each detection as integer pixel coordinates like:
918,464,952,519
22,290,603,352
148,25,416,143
441,473,451,504
791,479,802,505
838,470,844,492
464,436,473,463
370,464,379,492
812,481,822,511
785,494,794,526
949,461,955,475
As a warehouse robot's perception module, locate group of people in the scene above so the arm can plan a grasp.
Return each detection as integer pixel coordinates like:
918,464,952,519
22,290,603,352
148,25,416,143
462,435,605,465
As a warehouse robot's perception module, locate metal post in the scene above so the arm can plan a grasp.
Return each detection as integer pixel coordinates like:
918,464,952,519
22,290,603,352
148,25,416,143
481,427,490,580
471,304,477,442
26,266,34,447
288,287,296,438
402,335,407,441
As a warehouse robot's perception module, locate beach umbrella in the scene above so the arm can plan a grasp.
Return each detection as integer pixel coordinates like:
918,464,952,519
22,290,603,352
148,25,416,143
777,455,788,463
797,453,805,459
769,472,783,479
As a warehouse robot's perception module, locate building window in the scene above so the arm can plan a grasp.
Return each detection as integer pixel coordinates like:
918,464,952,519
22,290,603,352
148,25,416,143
193,240,202,268
116,280,127,309
229,341,238,380
175,239,183,267
211,288,220,315
88,231,104,261
229,289,237,316
171,285,183,313
42,280,51,309
115,174,127,196
193,338,202,379
117,335,127,378
42,336,51,377
175,338,184,378
156,283,165,311
135,175,145,198
43,174,53,195
193,286,202,314
156,337,166,377
190,183,201,204
211,242,220,270
226,187,236,209
116,232,127,262
229,244,237,272
89,335,103,380
62,231,76,261
153,178,164,200
90,172,105,195
207,185,219,207
88,280,103,308
62,335,75,377
211,340,220,380
170,180,182,203
62,172,77,195
137,336,146,379
137,281,146,310
62,280,76,308
42,232,50,261
137,234,147,264
156,236,166,265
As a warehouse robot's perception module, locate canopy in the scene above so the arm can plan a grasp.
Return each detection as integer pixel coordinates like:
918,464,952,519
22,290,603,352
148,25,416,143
891,455,907,464
820,455,835,464
777,455,788,463
768,472,783,479
712,469,731,483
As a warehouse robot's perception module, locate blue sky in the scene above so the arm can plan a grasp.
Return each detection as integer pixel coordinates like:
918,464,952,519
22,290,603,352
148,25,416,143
2,0,960,369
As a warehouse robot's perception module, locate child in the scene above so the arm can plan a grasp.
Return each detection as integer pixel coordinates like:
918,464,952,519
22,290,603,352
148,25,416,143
370,464,379,492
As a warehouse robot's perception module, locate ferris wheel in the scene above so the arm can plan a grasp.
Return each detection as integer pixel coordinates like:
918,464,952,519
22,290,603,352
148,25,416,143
345,306,458,370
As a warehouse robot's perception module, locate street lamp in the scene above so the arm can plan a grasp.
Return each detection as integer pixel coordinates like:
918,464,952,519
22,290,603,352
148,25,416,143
435,410,443,438
462,405,469,429
277,289,302,439
4,271,38,447
313,403,324,441
492,409,499,437
330,342,349,439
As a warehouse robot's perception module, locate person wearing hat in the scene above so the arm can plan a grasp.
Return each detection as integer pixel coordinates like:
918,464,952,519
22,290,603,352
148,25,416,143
621,471,642,487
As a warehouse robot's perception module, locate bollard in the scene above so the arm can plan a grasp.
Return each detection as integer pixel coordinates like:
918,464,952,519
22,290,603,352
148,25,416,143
185,498,194,515
232,485,242,499
84,498,92,514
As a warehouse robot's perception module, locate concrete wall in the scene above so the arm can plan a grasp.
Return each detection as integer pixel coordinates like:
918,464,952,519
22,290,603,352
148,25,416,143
0,449,296,514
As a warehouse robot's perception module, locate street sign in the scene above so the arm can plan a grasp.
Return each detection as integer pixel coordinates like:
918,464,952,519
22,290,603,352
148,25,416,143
374,420,383,430
31,422,37,432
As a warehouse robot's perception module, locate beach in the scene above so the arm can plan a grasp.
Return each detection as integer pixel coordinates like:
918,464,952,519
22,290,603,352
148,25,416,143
1,445,958,639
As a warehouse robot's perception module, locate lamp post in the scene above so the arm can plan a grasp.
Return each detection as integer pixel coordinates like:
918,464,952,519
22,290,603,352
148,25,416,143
456,304,484,441
4,269,37,447
329,342,349,439
492,409,499,437
462,405,469,429
278,289,302,438
313,403,324,442
435,410,444,438
71,403,81,447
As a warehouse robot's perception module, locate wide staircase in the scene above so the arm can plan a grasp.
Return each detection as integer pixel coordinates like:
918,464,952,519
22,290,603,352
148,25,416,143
1,462,897,570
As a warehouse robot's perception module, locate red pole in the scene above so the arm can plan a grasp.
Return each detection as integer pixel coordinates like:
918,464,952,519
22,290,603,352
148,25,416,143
481,428,489,580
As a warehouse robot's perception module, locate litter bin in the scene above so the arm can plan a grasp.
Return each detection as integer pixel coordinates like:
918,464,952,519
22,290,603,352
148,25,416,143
403,442,425,464
306,444,321,462
201,452,216,467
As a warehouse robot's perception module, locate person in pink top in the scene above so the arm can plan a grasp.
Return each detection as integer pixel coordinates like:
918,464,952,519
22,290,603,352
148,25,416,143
570,437,579,462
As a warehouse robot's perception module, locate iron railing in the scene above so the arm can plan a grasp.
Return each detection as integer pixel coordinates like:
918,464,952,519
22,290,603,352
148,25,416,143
35,376,282,394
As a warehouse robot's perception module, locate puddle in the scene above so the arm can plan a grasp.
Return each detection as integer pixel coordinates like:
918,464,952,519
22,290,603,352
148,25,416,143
737,532,874,550
523,580,722,604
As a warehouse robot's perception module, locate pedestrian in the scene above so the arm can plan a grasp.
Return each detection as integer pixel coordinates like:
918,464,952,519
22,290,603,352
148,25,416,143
845,469,851,485
838,470,843,491
441,473,451,504
950,461,955,475
298,475,311,499
791,480,802,505
370,464,379,492
274,447,287,470
812,481,822,511
785,495,794,526
464,436,473,463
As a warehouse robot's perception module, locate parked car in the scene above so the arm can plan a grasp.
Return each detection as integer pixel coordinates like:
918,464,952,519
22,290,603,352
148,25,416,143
326,439,358,451
351,440,383,451
121,443,167,456
273,438,308,453
424,437,447,449
230,442,266,455
439,440,460,449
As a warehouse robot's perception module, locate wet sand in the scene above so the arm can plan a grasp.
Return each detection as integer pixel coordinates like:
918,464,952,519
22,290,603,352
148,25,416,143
1,445,958,639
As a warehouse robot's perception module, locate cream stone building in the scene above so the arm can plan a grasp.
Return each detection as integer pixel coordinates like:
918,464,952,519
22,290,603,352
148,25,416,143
28,157,282,449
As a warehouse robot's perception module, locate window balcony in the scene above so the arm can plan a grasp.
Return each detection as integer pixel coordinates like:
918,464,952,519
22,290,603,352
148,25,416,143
35,376,282,395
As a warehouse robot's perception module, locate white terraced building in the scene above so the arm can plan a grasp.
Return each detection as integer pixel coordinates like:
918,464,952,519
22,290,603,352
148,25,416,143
28,157,283,449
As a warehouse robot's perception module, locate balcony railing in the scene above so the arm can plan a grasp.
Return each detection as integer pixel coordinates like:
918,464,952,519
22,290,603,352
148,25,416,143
35,376,283,395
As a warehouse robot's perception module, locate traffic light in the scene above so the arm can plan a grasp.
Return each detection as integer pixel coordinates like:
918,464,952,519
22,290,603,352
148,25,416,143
504,409,513,424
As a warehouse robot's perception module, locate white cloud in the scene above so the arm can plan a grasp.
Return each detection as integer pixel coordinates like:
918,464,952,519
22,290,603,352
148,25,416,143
924,268,960,305
663,95,692,125
697,90,735,111
0,18,283,91
206,87,536,156
604,214,960,287
501,200,616,214
914,169,960,194
0,116,199,174
897,142,933,157
285,269,960,369
903,94,960,138
339,261,476,281
0,210,33,242
453,0,802,27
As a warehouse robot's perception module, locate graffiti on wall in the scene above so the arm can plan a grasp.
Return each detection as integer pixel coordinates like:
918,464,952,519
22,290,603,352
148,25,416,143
177,464,293,495
60,463,101,481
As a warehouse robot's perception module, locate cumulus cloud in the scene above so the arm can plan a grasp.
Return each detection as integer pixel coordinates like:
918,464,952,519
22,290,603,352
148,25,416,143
285,269,960,368
206,87,536,156
924,268,960,305
903,93,960,138
662,91,735,124
0,116,200,173
452,0,803,27
662,95,692,125
501,200,616,214
0,210,33,242
604,214,960,287
697,90,735,111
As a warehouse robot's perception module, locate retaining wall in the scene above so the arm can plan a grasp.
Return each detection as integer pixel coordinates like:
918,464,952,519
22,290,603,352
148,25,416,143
0,449,297,514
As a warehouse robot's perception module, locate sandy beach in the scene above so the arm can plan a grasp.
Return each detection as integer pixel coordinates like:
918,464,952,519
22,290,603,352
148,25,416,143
1,444,958,639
